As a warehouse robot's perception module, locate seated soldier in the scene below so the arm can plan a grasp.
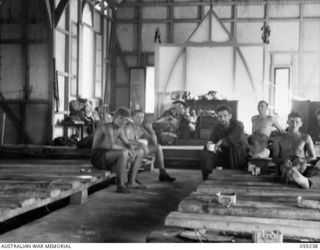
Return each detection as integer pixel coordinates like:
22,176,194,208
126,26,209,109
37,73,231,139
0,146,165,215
272,111,320,189
124,110,176,182
252,100,285,137
200,105,248,180
248,133,270,158
91,107,145,193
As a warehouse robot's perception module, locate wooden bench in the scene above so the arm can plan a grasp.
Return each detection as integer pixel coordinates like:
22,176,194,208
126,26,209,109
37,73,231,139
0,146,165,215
151,169,320,242
0,159,116,223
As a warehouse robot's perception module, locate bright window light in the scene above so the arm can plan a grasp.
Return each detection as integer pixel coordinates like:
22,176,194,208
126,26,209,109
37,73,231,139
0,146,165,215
81,26,94,98
274,67,291,125
145,67,155,113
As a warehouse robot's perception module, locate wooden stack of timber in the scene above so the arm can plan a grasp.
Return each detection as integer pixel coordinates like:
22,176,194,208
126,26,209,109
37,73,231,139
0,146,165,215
0,159,116,223
150,169,320,242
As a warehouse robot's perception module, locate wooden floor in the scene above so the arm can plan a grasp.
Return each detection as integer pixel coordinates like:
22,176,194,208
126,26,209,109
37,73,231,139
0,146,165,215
0,159,115,223
151,169,320,243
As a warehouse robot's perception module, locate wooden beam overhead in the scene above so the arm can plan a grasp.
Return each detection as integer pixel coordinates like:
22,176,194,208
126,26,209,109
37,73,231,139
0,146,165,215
55,0,71,28
118,0,320,8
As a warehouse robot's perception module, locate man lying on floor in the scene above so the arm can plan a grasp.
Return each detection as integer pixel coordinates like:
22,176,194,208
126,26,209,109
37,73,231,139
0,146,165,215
91,106,145,193
124,109,176,184
200,105,248,180
272,111,320,189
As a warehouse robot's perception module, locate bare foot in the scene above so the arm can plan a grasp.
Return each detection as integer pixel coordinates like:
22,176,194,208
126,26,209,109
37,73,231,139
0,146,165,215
127,183,146,189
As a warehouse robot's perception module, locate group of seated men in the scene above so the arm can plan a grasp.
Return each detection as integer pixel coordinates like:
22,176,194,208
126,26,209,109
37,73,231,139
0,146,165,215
91,107,175,194
200,101,320,189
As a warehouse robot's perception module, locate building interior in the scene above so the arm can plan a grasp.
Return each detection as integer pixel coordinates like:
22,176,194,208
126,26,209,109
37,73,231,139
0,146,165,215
0,0,320,244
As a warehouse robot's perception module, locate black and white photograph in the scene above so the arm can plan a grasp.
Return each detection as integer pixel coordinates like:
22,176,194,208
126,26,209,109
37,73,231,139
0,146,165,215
0,0,320,247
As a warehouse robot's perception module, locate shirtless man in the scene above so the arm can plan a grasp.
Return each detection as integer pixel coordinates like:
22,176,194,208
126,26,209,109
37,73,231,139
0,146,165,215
272,112,319,189
252,100,285,137
124,110,176,182
91,107,144,193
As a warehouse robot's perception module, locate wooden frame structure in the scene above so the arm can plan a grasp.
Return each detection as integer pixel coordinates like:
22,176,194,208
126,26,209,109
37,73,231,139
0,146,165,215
115,0,320,113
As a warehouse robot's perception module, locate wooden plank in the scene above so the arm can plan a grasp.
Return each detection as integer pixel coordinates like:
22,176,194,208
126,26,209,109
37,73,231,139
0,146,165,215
0,170,107,178
0,168,106,176
165,212,320,240
178,198,320,221
189,192,320,203
203,179,285,187
0,162,92,167
0,145,91,159
0,188,61,199
0,166,94,172
0,197,36,208
0,173,116,223
0,159,91,165
0,180,81,190
203,180,319,190
0,175,98,183
197,185,320,197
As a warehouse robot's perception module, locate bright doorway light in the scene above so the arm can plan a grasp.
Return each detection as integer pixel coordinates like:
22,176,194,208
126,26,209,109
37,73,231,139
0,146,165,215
274,67,291,125
145,67,155,113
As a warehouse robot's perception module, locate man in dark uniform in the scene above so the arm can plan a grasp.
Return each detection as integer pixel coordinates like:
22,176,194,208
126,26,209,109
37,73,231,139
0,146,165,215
200,105,248,180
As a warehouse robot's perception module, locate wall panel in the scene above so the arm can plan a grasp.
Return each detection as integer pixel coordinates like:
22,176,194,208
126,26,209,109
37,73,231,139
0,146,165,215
117,24,137,51
141,23,167,51
304,4,320,17
142,7,167,19
269,22,299,51
303,21,320,51
117,7,135,19
29,44,50,100
269,4,299,18
173,23,197,44
0,45,24,100
237,22,263,43
237,5,264,18
174,6,198,19
186,47,233,97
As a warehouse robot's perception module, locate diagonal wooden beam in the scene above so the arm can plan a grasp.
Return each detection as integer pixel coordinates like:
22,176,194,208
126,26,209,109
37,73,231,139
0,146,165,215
115,37,130,81
55,0,70,27
45,0,53,28
0,92,31,143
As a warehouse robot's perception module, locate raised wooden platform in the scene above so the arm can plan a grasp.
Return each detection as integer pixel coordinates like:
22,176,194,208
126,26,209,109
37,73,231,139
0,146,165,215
0,159,116,223
150,169,320,242
162,145,202,169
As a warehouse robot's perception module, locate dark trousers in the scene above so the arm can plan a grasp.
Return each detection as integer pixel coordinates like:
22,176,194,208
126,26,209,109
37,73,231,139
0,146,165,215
200,146,229,180
200,145,248,180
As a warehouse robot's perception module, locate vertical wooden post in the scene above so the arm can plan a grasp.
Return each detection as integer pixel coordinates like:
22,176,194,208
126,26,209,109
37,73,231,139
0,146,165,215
1,113,6,145
137,0,142,66
232,1,238,94
110,7,117,110
263,1,270,102
299,3,304,99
